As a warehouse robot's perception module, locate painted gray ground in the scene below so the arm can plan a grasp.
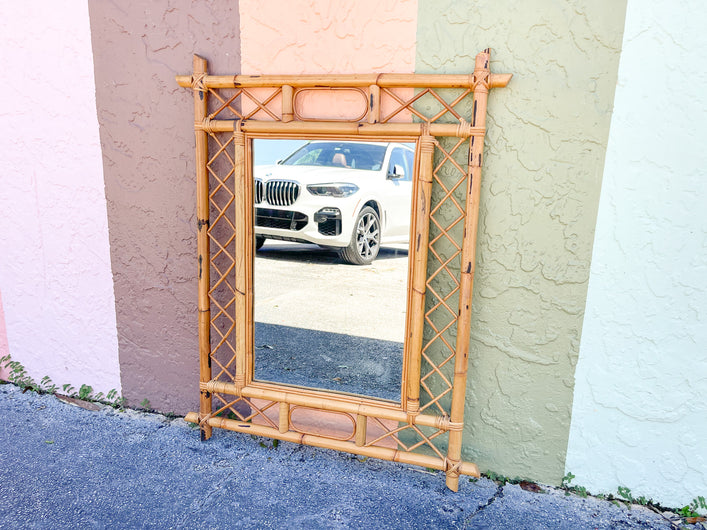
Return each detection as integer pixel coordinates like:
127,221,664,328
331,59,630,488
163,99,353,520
0,384,684,529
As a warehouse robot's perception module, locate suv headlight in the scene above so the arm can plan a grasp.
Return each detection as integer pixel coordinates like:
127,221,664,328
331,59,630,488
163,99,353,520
306,183,359,198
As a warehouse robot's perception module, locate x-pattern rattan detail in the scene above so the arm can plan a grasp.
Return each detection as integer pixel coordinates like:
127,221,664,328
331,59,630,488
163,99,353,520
380,87,474,125
419,138,470,416
206,132,239,382
177,50,511,491
208,87,285,122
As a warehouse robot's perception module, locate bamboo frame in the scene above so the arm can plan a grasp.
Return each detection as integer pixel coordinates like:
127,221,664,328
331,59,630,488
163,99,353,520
178,49,511,491
175,72,512,89
193,55,212,441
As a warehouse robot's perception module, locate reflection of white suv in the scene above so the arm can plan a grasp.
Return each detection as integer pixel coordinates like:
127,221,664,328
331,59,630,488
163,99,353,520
254,141,414,264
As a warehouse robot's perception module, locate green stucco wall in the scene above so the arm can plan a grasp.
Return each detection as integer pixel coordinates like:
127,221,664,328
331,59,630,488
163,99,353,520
416,0,627,484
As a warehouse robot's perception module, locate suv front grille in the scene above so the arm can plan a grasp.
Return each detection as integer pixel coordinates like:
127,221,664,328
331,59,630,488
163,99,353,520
254,179,264,204
265,180,300,206
255,208,308,231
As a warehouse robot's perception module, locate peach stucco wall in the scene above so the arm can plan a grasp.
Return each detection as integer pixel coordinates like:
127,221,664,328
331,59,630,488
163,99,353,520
0,2,121,394
240,0,417,74
239,0,417,120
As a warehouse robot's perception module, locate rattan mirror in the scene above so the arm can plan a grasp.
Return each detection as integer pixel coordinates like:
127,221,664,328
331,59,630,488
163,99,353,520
177,49,511,491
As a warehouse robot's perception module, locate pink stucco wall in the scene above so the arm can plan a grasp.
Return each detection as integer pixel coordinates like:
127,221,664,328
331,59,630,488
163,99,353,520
0,2,121,394
0,291,9,380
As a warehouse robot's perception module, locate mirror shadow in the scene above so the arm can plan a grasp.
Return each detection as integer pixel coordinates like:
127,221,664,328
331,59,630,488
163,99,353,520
255,322,403,401
252,139,415,402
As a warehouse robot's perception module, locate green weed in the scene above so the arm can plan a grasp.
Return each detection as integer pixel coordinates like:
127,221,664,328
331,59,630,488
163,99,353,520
561,472,575,489
1,354,125,409
617,486,633,501
678,505,699,518
484,471,524,486
679,496,707,517
561,472,588,497
78,384,93,400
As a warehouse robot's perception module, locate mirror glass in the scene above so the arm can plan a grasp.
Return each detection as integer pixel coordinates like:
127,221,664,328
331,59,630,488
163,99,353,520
252,138,415,402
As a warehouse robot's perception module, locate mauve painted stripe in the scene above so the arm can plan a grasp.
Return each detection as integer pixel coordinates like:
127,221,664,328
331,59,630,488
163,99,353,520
87,0,241,413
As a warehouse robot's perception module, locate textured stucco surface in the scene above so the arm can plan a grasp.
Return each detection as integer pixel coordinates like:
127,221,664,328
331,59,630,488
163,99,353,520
87,1,240,413
0,291,10,380
566,0,707,509
0,2,121,394
416,0,627,484
240,0,417,74
239,0,417,120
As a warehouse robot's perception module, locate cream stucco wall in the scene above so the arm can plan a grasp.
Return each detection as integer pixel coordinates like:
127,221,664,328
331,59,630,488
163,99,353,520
0,2,121,394
566,0,707,509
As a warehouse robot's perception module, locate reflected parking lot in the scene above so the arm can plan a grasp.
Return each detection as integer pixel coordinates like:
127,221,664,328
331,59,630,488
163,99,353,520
254,241,408,400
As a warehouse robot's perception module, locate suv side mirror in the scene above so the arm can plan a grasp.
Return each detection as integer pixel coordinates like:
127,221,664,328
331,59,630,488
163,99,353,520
388,164,405,179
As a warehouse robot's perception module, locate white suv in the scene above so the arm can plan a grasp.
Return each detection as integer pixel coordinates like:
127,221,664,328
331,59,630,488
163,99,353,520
254,141,414,264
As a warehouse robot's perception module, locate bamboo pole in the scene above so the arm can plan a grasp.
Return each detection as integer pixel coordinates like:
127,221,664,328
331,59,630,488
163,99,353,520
233,123,250,392
405,134,435,417
445,49,492,492
368,84,380,124
195,119,483,138
355,414,367,446
183,413,480,477
281,85,294,122
202,380,452,431
176,72,512,90
279,402,289,433
193,55,213,441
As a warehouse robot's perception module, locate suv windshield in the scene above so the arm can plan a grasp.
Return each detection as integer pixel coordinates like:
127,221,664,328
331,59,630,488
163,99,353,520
281,142,387,171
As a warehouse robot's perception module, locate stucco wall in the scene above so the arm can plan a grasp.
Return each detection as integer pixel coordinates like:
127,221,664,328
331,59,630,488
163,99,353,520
0,2,121,395
87,0,241,413
240,0,417,74
0,292,10,380
2,0,704,508
566,0,707,508
416,0,627,484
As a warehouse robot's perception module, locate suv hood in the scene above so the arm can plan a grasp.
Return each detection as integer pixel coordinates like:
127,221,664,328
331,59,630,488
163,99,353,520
254,164,378,184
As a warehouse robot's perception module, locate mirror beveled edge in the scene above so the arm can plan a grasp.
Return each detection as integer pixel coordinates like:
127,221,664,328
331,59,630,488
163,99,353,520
177,49,512,491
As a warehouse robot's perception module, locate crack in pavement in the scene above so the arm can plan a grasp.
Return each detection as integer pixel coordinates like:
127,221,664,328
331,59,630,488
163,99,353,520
463,484,505,527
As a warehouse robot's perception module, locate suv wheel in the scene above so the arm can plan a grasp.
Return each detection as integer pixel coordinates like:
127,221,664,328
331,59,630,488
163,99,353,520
339,206,380,265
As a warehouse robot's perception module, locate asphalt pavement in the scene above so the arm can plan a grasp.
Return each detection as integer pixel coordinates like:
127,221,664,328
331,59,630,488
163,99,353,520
2,383,702,529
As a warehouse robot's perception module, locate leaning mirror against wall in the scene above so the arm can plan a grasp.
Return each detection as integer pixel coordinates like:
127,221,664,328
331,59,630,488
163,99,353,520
176,49,512,491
